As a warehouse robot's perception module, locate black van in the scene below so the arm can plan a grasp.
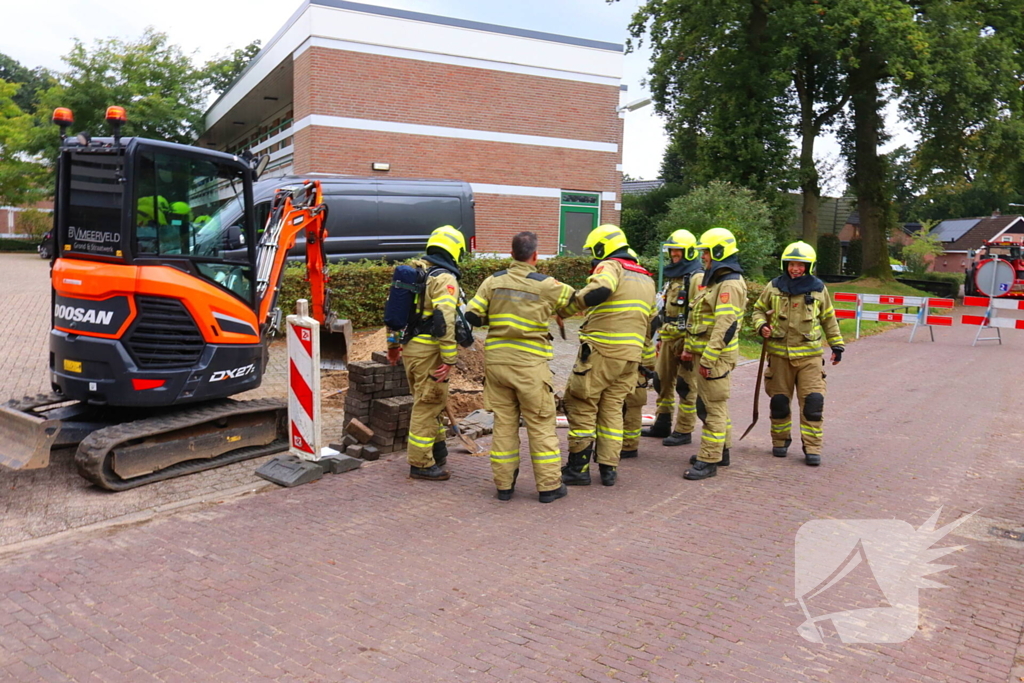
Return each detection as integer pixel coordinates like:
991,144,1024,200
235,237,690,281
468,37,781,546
249,175,475,262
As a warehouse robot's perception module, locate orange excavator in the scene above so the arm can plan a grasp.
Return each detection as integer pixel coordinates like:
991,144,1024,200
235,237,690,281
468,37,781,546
0,106,350,490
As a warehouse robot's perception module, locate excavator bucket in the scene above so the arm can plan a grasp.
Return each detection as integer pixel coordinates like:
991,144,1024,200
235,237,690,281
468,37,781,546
320,317,353,370
0,402,63,470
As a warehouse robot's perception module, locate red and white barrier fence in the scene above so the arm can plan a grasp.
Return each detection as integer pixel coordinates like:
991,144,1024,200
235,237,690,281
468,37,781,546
961,295,1024,345
287,299,329,461
833,292,954,342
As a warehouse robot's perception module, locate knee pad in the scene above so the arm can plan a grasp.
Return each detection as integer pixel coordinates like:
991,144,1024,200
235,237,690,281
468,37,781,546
676,376,690,400
769,394,790,420
696,396,707,424
652,372,661,394
804,393,824,422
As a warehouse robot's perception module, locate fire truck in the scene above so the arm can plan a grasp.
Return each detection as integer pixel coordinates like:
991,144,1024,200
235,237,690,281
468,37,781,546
964,233,1024,298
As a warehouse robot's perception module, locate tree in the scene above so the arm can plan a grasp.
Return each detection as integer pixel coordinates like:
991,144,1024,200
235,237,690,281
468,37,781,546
26,28,212,161
0,52,53,112
903,224,943,274
0,81,46,207
623,0,795,201
201,41,262,97
816,233,842,276
658,181,775,275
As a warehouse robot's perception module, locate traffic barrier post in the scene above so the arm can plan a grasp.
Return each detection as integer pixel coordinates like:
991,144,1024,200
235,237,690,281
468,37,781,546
833,292,954,342
961,295,1024,346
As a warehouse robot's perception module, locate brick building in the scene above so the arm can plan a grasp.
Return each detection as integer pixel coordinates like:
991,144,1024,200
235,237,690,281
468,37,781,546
196,0,626,255
929,212,1024,273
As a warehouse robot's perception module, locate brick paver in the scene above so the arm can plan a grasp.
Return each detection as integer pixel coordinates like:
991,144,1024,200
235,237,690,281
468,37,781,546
2,259,1024,681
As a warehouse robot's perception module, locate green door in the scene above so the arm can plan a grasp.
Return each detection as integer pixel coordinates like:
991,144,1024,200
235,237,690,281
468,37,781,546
559,191,600,254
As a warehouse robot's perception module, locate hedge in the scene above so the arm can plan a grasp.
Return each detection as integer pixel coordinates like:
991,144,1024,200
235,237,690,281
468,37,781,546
0,237,39,253
279,255,769,343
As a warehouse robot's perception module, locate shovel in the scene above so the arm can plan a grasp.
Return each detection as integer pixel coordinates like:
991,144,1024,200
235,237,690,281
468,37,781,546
444,405,483,455
739,337,769,441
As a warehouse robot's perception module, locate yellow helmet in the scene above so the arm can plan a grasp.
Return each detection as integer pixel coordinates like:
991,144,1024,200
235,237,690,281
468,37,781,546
697,227,738,261
137,195,168,226
627,248,639,259
170,201,191,217
780,241,816,273
583,224,629,259
664,229,698,260
426,224,467,262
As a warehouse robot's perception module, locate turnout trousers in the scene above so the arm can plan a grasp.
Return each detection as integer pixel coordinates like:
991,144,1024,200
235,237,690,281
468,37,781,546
564,344,638,467
763,354,827,455
402,341,449,468
655,337,698,434
694,351,734,464
621,380,647,451
484,363,562,492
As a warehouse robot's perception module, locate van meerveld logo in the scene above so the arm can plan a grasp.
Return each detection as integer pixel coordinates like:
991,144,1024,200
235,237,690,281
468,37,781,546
793,508,974,644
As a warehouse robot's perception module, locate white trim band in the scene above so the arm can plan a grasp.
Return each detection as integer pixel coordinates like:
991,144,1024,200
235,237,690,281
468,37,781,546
294,114,618,153
471,183,561,198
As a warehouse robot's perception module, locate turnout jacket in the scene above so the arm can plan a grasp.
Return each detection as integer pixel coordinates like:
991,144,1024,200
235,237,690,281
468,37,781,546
466,261,574,366
405,258,461,365
685,265,747,369
558,257,657,367
657,271,704,341
750,277,844,359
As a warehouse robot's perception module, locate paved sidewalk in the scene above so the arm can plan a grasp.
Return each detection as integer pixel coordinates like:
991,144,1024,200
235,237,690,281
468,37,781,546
2,303,1024,681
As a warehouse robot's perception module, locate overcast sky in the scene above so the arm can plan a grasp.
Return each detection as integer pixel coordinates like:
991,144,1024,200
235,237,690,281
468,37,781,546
5,0,910,188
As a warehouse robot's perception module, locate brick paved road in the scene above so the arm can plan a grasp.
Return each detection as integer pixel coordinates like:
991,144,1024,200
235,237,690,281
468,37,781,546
2,262,1023,681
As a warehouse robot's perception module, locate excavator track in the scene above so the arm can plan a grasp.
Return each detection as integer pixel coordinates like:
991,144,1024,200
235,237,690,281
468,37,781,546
75,398,288,491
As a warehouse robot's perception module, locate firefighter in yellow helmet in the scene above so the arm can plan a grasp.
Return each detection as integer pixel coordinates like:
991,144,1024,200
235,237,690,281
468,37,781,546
750,241,844,466
388,225,467,481
136,195,169,254
631,229,704,453
620,248,658,459
557,225,656,486
682,227,747,480
465,231,575,503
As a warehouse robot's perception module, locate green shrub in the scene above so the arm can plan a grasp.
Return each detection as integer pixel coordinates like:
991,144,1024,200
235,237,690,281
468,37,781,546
816,234,841,276
899,270,964,285
0,237,38,252
846,238,863,275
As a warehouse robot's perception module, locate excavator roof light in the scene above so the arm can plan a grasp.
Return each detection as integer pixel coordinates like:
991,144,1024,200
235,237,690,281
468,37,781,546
52,107,74,125
105,106,127,123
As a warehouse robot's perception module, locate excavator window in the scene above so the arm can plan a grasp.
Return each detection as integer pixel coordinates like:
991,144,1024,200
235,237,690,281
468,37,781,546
134,149,254,303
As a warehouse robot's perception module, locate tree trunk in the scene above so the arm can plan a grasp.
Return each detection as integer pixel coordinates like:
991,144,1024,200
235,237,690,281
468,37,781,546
849,44,893,280
800,120,820,246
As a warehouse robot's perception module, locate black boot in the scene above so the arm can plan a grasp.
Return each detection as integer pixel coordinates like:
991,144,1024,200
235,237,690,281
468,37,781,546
805,452,821,466
433,440,449,468
689,448,729,467
538,483,568,504
599,463,617,486
683,460,717,480
619,449,638,459
410,464,450,481
497,468,519,501
561,447,592,486
663,431,692,447
772,438,791,458
641,412,672,438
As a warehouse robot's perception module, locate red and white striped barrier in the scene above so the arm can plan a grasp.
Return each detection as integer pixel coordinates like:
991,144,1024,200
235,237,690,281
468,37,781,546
833,292,954,342
287,299,325,461
961,296,1024,345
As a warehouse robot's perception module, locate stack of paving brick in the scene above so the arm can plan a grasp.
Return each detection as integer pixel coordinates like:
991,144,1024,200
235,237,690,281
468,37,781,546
344,352,413,455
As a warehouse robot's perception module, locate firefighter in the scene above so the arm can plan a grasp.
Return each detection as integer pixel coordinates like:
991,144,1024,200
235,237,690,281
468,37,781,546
750,241,844,466
465,231,575,503
387,225,466,481
557,225,656,487
639,229,704,448
681,227,747,481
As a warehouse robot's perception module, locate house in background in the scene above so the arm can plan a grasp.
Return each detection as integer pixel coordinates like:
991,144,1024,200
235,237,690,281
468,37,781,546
928,212,1024,273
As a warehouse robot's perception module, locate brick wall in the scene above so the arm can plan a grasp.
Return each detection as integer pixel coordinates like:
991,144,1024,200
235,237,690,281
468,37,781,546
291,44,622,251
300,47,621,144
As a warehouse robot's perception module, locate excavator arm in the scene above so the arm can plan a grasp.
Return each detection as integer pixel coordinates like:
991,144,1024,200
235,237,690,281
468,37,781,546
255,180,351,366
